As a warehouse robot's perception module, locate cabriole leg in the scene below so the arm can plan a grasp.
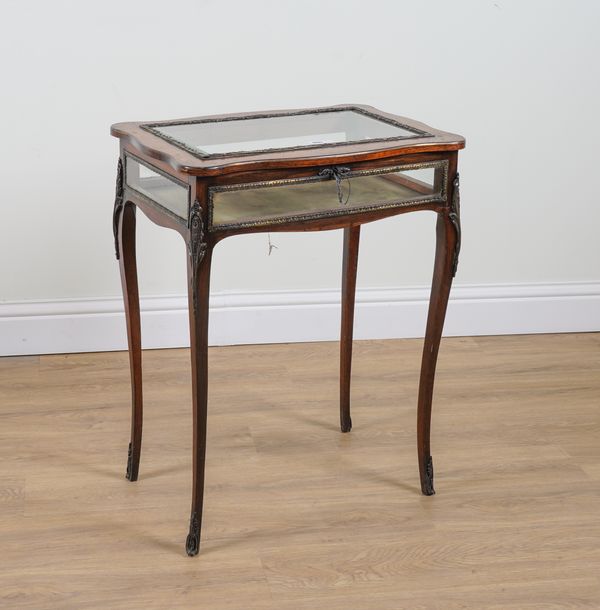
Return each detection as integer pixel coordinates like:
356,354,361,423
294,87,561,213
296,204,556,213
340,225,360,433
417,174,461,495
185,199,211,556
114,157,143,482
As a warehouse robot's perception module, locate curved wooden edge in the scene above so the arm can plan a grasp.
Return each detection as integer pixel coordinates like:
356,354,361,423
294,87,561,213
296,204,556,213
111,104,465,177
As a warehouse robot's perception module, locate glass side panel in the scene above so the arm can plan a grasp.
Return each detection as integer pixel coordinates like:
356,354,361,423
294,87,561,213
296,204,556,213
125,156,188,219
148,109,427,157
210,163,445,228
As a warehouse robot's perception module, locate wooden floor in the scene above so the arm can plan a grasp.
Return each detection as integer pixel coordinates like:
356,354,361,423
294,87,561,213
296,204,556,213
1,333,600,609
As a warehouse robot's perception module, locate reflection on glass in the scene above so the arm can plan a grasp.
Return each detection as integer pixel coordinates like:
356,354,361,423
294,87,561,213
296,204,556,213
211,164,444,228
149,109,427,157
125,156,188,219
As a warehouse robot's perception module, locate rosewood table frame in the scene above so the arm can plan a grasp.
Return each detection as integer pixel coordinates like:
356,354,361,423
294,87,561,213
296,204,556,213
111,105,464,555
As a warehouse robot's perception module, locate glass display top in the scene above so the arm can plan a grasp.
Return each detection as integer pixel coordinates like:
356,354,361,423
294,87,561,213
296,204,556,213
142,107,430,159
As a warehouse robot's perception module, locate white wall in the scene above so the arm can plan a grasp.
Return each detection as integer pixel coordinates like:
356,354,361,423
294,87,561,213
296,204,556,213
1,0,599,354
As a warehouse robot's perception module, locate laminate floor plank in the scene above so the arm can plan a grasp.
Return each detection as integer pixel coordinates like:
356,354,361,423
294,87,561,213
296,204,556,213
1,333,599,609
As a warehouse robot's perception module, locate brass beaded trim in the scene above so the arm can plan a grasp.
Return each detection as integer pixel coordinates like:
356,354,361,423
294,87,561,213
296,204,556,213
208,160,448,231
140,105,432,161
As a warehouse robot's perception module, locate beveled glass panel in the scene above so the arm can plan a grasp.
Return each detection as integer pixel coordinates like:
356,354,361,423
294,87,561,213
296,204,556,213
210,163,446,229
146,108,428,158
125,156,188,219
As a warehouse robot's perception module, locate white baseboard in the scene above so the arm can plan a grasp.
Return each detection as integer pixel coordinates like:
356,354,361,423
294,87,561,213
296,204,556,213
1,282,599,356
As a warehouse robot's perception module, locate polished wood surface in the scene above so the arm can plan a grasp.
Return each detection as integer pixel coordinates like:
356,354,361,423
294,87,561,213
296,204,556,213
111,104,465,177
417,210,457,495
340,224,360,433
185,240,213,556
2,333,599,608
117,202,143,482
